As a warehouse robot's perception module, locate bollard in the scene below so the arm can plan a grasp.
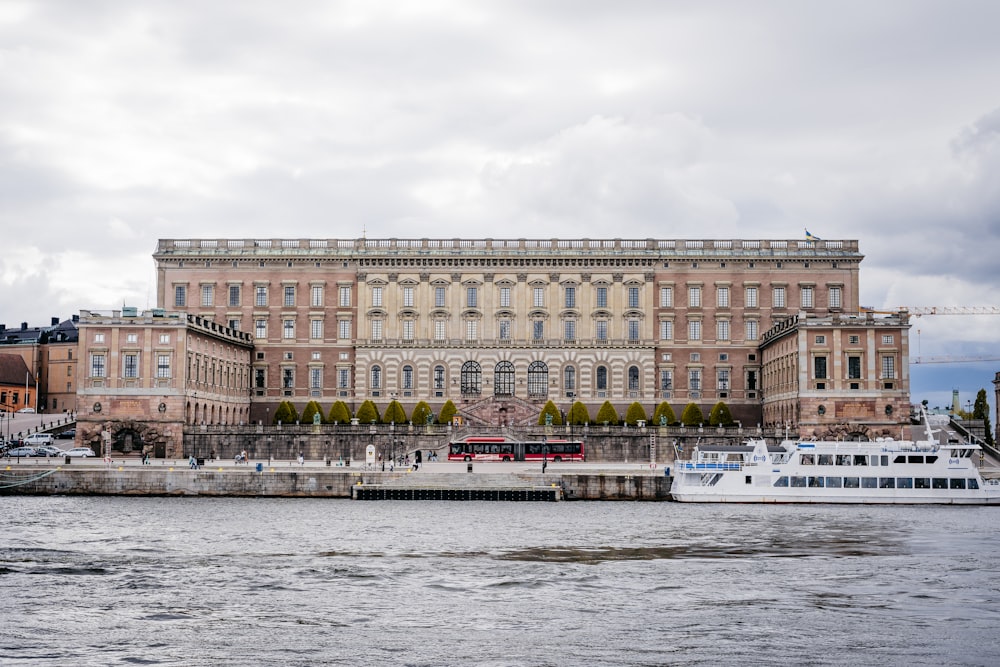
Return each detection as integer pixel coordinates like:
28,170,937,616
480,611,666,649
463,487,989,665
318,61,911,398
467,462,473,473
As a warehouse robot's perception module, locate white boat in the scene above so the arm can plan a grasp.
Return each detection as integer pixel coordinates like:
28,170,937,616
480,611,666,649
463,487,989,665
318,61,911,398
671,415,1000,504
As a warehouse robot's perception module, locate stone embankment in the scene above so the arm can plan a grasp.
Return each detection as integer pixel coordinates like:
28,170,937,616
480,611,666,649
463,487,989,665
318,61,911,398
0,460,672,500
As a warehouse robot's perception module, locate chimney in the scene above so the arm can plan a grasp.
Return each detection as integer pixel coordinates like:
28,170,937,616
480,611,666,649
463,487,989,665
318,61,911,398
72,314,79,323
21,322,28,330
0,324,5,334
51,317,60,326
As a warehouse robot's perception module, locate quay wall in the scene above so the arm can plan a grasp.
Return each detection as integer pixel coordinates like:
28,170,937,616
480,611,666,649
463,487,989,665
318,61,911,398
0,467,672,500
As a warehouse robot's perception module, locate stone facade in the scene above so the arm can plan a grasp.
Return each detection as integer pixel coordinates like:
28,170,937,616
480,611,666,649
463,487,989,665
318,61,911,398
76,309,253,458
153,237,871,431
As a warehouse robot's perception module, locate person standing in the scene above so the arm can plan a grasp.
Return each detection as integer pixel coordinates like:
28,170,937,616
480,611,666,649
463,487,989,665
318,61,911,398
297,452,304,466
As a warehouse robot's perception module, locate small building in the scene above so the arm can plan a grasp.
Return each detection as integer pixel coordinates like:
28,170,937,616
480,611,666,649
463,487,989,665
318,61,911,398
0,353,37,413
76,308,253,458
760,310,911,439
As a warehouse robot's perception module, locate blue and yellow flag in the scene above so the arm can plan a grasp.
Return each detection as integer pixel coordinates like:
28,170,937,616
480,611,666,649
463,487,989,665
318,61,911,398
805,229,821,241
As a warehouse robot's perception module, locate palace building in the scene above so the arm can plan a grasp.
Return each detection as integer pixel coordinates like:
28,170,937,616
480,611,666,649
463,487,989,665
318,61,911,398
148,237,910,434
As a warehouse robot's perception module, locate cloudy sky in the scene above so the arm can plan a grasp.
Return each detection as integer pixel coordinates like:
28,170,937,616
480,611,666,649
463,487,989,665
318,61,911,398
2,0,998,410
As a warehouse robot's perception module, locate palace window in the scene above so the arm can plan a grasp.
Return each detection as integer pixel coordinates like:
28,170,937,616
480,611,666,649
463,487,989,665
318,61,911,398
527,361,548,397
660,287,673,308
717,287,729,308
256,285,268,307
229,285,241,307
311,285,323,307
596,286,608,308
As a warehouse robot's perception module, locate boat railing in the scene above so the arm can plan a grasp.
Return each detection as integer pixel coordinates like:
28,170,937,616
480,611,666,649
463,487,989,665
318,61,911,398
677,461,744,471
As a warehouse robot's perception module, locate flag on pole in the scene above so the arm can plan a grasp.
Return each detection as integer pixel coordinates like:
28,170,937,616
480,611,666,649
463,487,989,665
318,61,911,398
805,229,821,241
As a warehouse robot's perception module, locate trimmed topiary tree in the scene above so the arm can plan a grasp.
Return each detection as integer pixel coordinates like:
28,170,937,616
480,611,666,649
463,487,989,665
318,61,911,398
301,400,324,424
411,401,433,425
328,400,351,424
708,401,735,427
567,401,590,426
680,402,704,427
652,401,677,426
273,401,299,424
595,401,619,425
538,400,563,426
624,401,648,426
438,400,458,425
356,400,380,424
383,400,407,424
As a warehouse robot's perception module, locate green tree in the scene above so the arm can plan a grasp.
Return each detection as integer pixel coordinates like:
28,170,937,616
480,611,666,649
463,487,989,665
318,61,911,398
595,401,619,425
652,401,677,426
383,399,407,424
567,401,591,425
708,401,735,427
538,400,563,426
438,400,458,425
680,402,704,427
411,401,433,425
624,401,647,426
327,400,351,424
974,388,994,446
356,400,380,424
301,400,324,424
273,401,299,424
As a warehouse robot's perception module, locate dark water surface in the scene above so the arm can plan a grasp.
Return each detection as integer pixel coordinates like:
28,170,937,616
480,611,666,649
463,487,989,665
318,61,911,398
2,497,999,666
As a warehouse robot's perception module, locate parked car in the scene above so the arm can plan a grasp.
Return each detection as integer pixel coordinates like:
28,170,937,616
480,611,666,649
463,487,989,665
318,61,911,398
34,445,65,457
16,408,36,413
63,447,96,457
6,446,37,457
56,429,77,440
24,433,55,446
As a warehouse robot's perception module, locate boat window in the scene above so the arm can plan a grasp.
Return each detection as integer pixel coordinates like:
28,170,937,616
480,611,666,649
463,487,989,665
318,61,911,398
914,478,930,489
843,477,860,488
808,476,824,488
800,454,814,465
826,476,842,488
932,478,948,489
878,477,895,489
907,455,923,464
818,454,833,465
950,479,967,490
836,455,852,466
894,455,907,464
745,476,752,485
969,479,980,490
861,477,878,488
925,456,938,464
880,455,889,466
853,455,868,466
790,476,807,487
897,477,913,489
773,476,789,487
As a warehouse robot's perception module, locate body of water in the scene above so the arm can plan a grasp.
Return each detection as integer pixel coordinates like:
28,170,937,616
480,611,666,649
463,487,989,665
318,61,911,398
2,497,999,666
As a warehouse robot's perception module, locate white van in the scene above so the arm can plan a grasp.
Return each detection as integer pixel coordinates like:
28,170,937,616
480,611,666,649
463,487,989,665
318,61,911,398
23,433,54,446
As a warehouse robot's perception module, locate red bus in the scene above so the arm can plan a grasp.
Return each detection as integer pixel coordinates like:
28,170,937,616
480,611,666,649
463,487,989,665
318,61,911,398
447,436,585,462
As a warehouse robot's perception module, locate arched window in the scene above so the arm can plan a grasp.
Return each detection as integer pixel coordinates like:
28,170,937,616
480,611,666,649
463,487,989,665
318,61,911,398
563,366,576,397
495,361,515,397
461,361,481,396
628,365,640,392
433,365,445,396
527,361,548,398
371,365,382,391
402,365,413,390
596,365,608,394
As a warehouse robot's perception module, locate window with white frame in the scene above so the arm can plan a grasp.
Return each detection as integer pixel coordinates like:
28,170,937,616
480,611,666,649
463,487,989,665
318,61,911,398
229,285,241,307
370,365,381,390
881,355,895,379
499,319,511,340
564,286,576,309
628,319,640,341
434,320,447,340
338,319,351,339
596,320,608,340
717,287,729,308
434,365,445,391
564,366,576,393
91,354,105,377
848,356,862,379
338,368,350,389
772,286,786,308
596,286,608,308
339,286,351,307
745,320,759,340
372,286,383,308
256,285,268,307
688,320,701,340
310,319,323,339
403,286,414,308
689,369,701,391
228,318,240,331
435,286,446,307
123,353,138,378
829,286,842,309
466,319,478,341
94,333,104,343
466,286,478,308
717,369,730,390
371,319,383,341
533,320,544,340
882,334,894,345
255,319,267,338
156,354,170,378
159,333,170,344
628,286,640,308
660,369,673,391
402,365,413,390
402,320,414,340
283,319,295,339
284,285,295,307
201,284,214,307
801,286,814,309
596,365,608,391
310,368,322,389
660,320,673,340
311,285,323,307
174,285,186,307
628,365,640,391
499,286,510,308
717,319,730,341
126,333,138,343
745,286,758,308
688,286,701,307
660,286,673,308
533,287,544,307
564,319,576,341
